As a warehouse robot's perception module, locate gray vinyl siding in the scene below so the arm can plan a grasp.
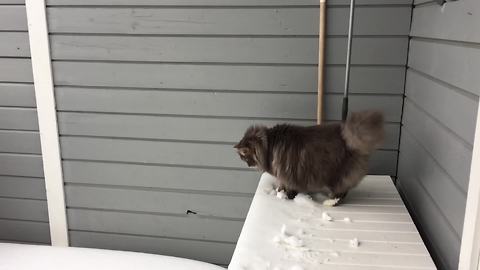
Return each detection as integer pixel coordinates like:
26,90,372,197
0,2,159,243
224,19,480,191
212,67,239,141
396,0,480,269
0,1,50,244
46,0,411,264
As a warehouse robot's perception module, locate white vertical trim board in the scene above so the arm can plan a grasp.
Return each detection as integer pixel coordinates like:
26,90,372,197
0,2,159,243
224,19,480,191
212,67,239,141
25,0,69,246
459,105,480,270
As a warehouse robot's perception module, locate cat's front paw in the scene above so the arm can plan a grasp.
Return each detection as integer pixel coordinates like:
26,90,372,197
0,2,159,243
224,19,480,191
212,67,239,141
322,198,340,207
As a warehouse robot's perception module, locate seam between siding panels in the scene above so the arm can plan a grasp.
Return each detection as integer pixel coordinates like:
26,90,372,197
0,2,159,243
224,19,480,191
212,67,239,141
404,95,474,148
68,229,238,245
0,217,49,224
51,59,408,67
67,206,247,222
65,182,255,198
46,4,413,8
407,67,479,100
401,127,469,196
49,33,409,38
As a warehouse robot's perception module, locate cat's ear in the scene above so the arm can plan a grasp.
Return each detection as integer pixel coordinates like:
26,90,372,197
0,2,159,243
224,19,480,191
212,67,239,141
253,126,268,146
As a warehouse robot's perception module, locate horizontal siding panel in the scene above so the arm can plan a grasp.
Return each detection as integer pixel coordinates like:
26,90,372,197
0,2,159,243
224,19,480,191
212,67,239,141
403,100,472,192
47,7,411,35
0,176,46,200
413,0,433,4
70,230,235,265
397,139,461,270
325,66,405,94
0,197,48,222
53,62,405,94
0,58,33,83
0,130,41,154
68,208,243,242
63,160,260,194
327,36,408,65
0,6,27,31
369,150,397,175
61,152,397,193
0,1,25,3
65,184,253,219
60,136,397,173
0,219,50,244
0,32,30,57
405,69,478,145
46,0,413,6
0,107,39,130
57,113,401,149
408,38,480,96
50,35,408,65
0,83,35,107
0,153,44,177
56,88,403,122
411,1,480,43
399,131,467,236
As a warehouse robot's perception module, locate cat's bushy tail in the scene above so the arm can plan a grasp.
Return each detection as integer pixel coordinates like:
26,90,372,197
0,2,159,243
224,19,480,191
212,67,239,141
342,110,385,154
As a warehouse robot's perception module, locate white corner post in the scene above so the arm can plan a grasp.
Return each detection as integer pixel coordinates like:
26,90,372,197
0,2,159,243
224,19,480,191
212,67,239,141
25,0,69,246
459,105,480,270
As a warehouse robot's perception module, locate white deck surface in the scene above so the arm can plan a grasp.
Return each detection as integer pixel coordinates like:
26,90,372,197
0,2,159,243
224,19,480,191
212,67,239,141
229,173,436,270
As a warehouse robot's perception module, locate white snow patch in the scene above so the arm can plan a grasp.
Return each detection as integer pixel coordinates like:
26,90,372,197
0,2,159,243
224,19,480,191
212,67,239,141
296,218,304,223
269,190,277,196
272,235,282,244
322,198,339,206
327,238,334,243
329,251,339,257
273,224,305,249
263,184,274,194
285,247,323,264
349,238,359,248
296,229,305,236
323,258,331,263
293,193,314,206
322,212,333,222
276,190,287,200
290,266,304,270
343,217,351,223
284,235,304,248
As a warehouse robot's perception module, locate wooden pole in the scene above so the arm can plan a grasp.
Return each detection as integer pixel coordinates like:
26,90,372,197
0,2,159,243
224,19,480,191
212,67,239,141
317,0,326,124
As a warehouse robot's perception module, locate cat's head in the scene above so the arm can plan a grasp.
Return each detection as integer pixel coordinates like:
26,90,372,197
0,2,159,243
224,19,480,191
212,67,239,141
234,125,268,169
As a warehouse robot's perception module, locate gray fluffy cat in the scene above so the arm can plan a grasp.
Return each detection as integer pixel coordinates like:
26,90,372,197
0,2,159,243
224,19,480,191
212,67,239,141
234,110,385,206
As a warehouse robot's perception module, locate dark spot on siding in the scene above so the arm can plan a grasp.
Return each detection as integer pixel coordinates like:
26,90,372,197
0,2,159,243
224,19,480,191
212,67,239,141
186,209,197,215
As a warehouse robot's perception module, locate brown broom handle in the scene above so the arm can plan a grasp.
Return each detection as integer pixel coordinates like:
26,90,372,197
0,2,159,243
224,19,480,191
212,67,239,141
317,0,326,125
